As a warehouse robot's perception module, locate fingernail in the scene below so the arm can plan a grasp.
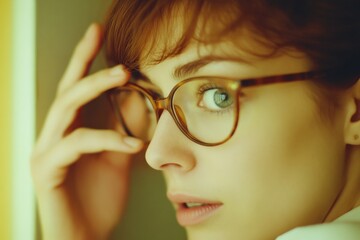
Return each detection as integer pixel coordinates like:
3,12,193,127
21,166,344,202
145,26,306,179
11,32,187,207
109,65,126,77
123,137,142,148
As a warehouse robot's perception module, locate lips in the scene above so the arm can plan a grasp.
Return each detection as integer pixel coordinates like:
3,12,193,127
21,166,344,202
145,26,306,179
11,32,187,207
168,193,223,226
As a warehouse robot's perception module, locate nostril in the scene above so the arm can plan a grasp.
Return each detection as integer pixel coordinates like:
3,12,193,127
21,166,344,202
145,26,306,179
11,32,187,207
160,162,182,169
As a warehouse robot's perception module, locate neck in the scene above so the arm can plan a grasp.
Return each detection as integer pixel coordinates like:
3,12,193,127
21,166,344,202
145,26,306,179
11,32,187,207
325,145,360,221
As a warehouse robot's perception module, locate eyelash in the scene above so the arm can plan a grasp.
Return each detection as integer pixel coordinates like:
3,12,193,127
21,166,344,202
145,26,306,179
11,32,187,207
197,83,221,95
197,82,245,96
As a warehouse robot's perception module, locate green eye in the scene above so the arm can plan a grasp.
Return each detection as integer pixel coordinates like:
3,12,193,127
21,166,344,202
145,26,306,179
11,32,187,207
213,89,233,108
201,88,234,110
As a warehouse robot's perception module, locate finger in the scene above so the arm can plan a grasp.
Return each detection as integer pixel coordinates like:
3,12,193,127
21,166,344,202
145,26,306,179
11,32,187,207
57,128,144,165
37,65,129,148
57,23,103,95
32,129,143,188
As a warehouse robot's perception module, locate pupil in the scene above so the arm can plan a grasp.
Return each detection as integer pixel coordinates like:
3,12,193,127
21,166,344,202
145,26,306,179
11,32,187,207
214,90,231,108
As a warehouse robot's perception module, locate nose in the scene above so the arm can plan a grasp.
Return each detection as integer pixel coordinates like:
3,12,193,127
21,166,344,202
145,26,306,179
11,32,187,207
145,111,196,172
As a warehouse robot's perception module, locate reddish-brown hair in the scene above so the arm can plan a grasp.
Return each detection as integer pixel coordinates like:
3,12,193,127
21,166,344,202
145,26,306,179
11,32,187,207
104,0,359,88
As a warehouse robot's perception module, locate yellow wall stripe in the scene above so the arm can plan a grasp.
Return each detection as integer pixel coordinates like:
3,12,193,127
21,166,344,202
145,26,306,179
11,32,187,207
0,0,13,238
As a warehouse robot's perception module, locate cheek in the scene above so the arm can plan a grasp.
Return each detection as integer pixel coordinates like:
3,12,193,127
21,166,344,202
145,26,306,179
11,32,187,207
203,84,346,236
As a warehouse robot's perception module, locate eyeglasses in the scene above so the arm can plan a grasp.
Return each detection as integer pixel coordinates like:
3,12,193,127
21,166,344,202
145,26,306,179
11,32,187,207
107,71,323,146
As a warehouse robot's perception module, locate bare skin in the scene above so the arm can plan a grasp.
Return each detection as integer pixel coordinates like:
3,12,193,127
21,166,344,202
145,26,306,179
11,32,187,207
30,24,142,240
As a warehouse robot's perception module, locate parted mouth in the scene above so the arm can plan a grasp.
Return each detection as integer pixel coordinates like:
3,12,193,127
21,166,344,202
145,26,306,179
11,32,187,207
167,193,223,226
182,202,213,208
167,193,223,206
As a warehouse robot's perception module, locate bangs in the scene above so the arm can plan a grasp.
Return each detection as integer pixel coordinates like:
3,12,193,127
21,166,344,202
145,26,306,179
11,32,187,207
104,0,359,88
103,0,255,71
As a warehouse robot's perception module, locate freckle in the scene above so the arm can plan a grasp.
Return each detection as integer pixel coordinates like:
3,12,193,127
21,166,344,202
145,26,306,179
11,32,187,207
354,134,359,140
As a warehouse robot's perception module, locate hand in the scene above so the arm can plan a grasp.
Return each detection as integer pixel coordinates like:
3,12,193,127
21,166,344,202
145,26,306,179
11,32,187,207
30,23,143,240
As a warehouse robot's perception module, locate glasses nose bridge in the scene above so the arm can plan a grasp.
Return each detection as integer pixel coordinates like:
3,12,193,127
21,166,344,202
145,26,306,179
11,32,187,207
154,97,172,119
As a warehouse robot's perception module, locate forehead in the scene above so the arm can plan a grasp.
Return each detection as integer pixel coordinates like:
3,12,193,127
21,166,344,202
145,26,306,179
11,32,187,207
139,40,312,86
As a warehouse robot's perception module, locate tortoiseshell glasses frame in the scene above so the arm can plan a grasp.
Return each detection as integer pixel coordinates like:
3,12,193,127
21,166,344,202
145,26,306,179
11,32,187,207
107,71,324,147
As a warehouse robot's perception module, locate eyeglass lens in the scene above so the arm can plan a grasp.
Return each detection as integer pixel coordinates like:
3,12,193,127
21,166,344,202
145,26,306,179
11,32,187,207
111,78,239,145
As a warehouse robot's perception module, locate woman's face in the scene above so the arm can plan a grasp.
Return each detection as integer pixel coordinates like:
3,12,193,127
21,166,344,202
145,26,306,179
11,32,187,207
139,40,347,239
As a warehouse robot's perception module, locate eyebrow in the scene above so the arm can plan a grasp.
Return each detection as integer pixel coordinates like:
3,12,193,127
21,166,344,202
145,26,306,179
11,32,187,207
136,56,251,82
172,56,251,80
173,58,214,80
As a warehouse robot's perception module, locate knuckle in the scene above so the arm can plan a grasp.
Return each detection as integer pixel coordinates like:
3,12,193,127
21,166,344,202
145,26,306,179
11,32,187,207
76,72,108,93
71,127,88,139
60,131,86,157
86,69,108,84
79,77,96,91
52,94,73,113
104,130,120,142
